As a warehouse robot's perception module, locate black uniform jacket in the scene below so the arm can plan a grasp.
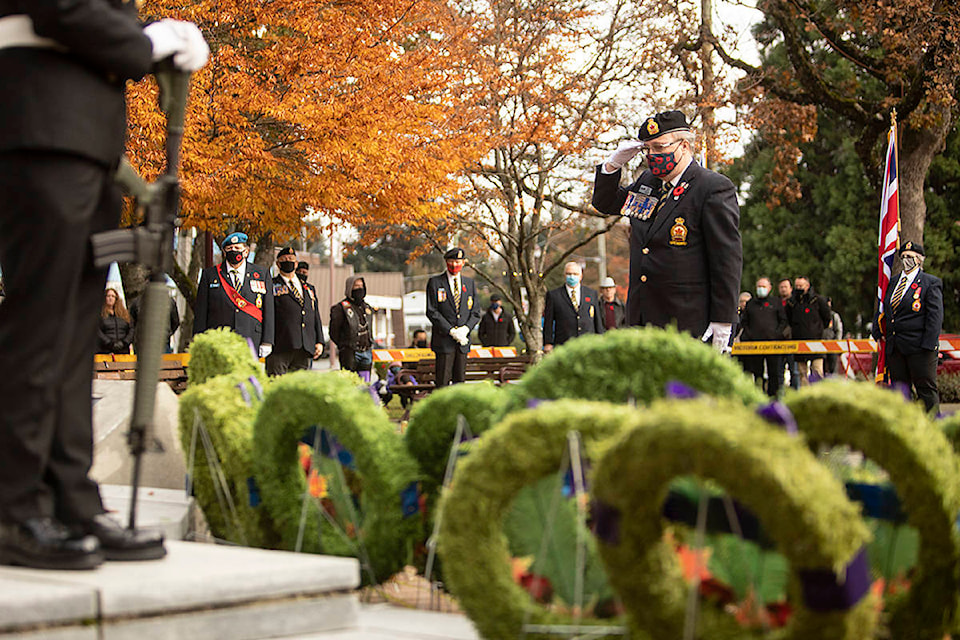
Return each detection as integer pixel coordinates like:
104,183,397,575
543,285,605,347
739,296,788,341
478,308,515,347
272,275,324,355
194,262,275,347
873,270,943,356
0,2,153,163
592,160,742,337
426,272,482,354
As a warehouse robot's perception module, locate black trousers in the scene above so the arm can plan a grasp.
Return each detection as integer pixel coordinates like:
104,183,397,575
887,345,939,415
435,350,467,387
266,349,310,376
0,152,118,524
741,354,783,398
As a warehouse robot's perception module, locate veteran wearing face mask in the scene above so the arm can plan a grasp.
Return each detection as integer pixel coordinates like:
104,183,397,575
266,247,324,376
542,262,605,353
193,232,274,358
425,248,482,386
592,110,742,353
738,277,789,397
872,241,944,415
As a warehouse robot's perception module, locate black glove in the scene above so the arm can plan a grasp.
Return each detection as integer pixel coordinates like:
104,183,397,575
112,340,124,352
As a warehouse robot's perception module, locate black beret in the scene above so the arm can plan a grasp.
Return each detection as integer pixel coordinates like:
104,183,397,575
638,110,690,142
444,247,465,260
900,241,924,256
277,247,296,258
296,261,309,270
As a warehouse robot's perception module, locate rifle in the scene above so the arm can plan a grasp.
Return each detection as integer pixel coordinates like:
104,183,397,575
91,64,191,530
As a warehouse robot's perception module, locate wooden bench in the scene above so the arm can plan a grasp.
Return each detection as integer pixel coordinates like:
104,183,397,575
94,354,190,394
388,356,531,409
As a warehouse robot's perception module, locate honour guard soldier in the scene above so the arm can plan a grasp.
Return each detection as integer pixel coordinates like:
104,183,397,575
329,275,376,378
873,241,944,414
543,261,605,352
266,247,324,375
426,248,482,386
193,232,275,358
0,3,207,569
591,110,742,351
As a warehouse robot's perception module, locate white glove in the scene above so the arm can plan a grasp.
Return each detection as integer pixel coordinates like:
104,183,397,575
700,322,733,353
144,19,210,72
259,344,273,359
449,326,470,346
603,140,645,171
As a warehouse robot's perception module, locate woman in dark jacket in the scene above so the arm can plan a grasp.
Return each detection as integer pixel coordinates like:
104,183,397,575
97,288,135,354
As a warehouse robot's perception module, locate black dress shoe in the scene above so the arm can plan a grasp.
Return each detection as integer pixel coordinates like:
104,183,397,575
0,517,103,570
72,514,166,561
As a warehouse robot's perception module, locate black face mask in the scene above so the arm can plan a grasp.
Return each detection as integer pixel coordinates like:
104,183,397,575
296,272,308,283
278,261,296,273
351,287,366,301
224,249,244,265
415,339,428,348
389,366,401,375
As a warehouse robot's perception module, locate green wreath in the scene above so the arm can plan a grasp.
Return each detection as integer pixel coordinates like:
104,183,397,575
252,370,421,584
438,400,642,639
187,327,261,387
592,397,877,640
784,380,960,639
178,370,275,547
507,327,765,411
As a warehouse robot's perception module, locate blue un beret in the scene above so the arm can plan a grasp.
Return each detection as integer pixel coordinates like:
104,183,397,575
222,232,248,248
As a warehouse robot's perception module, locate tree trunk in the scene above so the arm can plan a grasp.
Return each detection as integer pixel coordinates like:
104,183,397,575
899,111,953,247
252,231,275,269
177,235,205,351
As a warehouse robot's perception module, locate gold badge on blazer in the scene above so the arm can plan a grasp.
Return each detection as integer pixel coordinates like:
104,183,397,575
589,306,594,318
256,294,263,308
467,296,473,309
669,217,688,246
912,300,922,312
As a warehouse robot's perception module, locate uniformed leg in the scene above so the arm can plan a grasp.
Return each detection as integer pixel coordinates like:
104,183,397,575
906,350,939,415
266,351,286,376
288,351,310,372
885,346,910,389
765,355,783,398
0,153,104,523
451,349,468,384
434,351,454,387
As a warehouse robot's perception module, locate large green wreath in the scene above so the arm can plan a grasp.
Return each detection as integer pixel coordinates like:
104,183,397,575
784,380,960,639
438,400,643,639
252,370,421,584
592,397,877,640
506,327,765,410
187,327,261,387
178,370,274,547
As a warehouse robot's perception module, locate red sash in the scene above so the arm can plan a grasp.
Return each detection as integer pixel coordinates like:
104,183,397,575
217,264,263,323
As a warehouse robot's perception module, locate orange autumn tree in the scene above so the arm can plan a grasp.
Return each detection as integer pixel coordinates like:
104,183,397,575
126,0,480,307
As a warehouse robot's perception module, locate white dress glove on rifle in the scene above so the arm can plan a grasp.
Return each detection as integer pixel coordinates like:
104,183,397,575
258,344,273,359
603,140,645,172
143,19,210,72
700,322,733,353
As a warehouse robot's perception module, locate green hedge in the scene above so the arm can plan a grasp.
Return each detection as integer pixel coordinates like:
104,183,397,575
785,380,960,639
252,370,421,584
405,380,508,496
592,397,877,640
178,370,275,547
438,400,642,640
187,328,261,387
506,327,765,410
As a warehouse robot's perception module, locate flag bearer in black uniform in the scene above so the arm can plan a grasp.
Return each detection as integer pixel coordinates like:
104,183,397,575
0,2,208,569
873,242,944,414
592,110,742,352
193,232,275,358
266,247,324,376
425,248,482,386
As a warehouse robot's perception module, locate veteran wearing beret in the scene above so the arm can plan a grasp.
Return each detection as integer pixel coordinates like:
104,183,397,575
872,241,943,414
591,110,742,351
193,232,275,357
425,248,482,386
266,247,324,376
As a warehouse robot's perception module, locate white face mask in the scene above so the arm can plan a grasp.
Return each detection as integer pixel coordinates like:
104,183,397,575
756,286,770,298
902,256,919,272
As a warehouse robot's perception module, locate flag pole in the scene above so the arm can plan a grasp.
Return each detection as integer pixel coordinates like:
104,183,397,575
875,109,899,384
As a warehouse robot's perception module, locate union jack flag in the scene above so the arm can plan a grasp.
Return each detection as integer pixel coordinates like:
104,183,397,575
875,117,900,382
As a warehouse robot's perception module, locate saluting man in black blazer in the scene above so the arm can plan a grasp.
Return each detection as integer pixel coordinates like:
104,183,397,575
193,232,275,357
592,110,742,352
266,247,324,376
0,3,208,569
873,241,944,415
425,248,482,386
543,261,604,352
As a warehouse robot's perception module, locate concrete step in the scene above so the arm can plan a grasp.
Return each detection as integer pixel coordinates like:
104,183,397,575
99,485,193,542
0,541,360,640
280,604,479,640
